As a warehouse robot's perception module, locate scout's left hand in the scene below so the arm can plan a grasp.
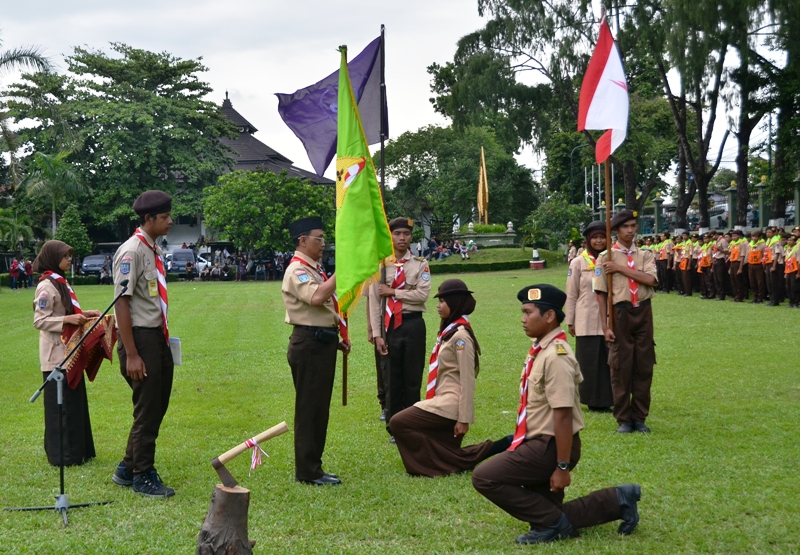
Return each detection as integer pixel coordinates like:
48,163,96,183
550,468,571,492
454,422,469,437
603,261,624,274
377,284,395,297
338,339,351,354
83,310,102,318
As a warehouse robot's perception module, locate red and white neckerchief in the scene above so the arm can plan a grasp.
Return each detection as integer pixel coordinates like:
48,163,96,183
384,257,407,332
613,242,639,307
508,330,568,451
244,436,270,476
41,271,82,314
425,316,470,400
290,256,349,342
133,228,169,342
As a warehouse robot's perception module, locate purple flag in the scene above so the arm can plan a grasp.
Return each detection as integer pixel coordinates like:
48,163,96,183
276,36,388,177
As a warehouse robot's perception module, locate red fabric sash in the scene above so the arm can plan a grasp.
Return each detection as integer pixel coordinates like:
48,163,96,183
133,228,169,342
508,331,568,451
290,256,348,342
425,316,470,400
61,315,117,389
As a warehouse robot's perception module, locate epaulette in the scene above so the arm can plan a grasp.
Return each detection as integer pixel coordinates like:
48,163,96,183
414,256,426,262
554,341,569,355
599,249,608,256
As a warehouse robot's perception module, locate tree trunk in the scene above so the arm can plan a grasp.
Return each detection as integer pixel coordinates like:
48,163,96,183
696,173,711,229
52,206,57,237
675,145,694,229
197,485,253,555
735,137,750,227
623,159,637,210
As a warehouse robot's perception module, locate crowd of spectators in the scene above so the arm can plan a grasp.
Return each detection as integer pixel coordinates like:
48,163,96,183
422,236,478,261
195,250,294,282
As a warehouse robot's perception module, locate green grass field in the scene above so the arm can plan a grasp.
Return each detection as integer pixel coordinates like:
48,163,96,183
1,269,798,554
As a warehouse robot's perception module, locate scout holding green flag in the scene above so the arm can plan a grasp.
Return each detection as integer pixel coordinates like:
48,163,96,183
335,45,394,403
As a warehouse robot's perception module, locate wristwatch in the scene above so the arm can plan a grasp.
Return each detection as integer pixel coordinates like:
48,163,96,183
556,461,570,471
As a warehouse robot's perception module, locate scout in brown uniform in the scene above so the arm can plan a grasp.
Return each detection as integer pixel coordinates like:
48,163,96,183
391,279,508,477
712,231,728,301
363,287,389,421
369,218,431,439
594,210,658,433
112,190,175,498
564,221,613,411
32,241,103,466
472,284,641,545
282,216,350,485
747,230,767,303
728,229,749,302
784,235,800,307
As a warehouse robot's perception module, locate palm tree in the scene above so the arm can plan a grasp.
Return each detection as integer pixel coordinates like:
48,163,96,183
0,208,34,254
23,151,90,235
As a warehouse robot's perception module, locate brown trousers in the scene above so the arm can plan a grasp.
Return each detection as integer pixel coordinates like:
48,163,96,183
713,259,727,300
385,315,427,433
287,327,338,481
730,262,747,301
787,273,799,305
701,266,715,298
608,300,655,424
472,435,620,529
118,327,174,474
681,267,692,296
391,406,493,477
748,263,766,302
374,345,388,409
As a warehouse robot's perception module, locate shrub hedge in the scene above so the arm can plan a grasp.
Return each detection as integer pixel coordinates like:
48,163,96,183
1,272,179,288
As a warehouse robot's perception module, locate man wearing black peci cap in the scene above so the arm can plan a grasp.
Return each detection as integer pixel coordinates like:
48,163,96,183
282,216,350,485
472,284,641,545
594,210,658,434
369,217,431,441
111,190,176,498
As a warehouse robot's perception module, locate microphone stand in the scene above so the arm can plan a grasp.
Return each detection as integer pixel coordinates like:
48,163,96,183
5,280,129,526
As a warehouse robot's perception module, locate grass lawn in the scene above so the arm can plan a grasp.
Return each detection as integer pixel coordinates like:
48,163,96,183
1,269,798,554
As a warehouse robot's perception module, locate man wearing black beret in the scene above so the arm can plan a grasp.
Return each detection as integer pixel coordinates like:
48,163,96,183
111,190,176,497
472,284,641,544
593,210,658,434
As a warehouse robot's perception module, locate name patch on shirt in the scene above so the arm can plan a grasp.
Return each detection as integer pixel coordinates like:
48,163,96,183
455,339,466,350
120,263,131,275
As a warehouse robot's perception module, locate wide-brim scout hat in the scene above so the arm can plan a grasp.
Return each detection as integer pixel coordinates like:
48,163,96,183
583,221,606,239
434,278,473,298
133,190,172,215
518,284,566,320
610,209,637,231
288,216,323,239
389,217,414,232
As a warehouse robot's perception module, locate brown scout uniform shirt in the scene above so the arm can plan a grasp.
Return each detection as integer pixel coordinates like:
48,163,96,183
368,252,431,337
713,238,728,260
564,254,604,336
282,251,337,328
33,279,68,372
593,244,658,303
523,328,585,439
113,229,164,328
414,327,477,423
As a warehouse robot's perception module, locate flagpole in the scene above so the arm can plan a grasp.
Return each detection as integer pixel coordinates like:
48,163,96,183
605,160,614,329
342,316,349,406
378,24,389,361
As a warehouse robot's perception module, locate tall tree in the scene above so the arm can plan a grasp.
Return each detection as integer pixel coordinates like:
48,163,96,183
53,204,92,259
0,207,34,254
7,43,236,240
23,151,90,235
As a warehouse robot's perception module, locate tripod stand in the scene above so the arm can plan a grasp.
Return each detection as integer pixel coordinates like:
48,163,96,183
5,279,129,526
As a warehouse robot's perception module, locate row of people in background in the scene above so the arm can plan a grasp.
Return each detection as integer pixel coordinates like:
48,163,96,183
9,257,34,291
643,226,800,307
425,237,477,261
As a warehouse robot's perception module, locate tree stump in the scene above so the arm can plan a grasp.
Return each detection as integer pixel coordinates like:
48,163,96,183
197,484,254,555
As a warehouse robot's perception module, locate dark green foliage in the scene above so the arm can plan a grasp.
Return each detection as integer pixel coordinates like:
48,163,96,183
53,204,92,257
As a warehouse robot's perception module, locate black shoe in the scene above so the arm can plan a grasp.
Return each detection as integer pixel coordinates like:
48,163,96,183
617,422,634,433
112,461,133,487
297,474,342,486
616,484,641,535
768,302,778,306
132,470,175,498
516,514,574,544
324,472,339,479
716,298,725,301
588,406,613,413
379,408,387,422
633,421,651,433
486,434,514,457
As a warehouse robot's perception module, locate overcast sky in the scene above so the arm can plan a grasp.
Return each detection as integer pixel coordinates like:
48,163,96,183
3,1,756,190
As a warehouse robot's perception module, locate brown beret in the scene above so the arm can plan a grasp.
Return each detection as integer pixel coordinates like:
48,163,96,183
610,210,637,231
288,216,323,238
133,190,172,216
388,217,414,232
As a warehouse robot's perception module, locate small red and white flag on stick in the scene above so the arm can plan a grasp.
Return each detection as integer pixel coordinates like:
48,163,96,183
577,16,629,164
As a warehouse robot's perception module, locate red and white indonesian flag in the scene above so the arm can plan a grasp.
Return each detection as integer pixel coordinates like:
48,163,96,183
578,17,629,164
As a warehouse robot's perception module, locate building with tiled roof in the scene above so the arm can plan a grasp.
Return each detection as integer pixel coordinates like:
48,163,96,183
219,93,333,185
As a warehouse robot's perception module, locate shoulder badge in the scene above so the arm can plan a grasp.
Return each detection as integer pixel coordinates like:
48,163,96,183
455,338,466,350
296,271,310,283
38,297,47,309
421,271,430,281
120,262,131,275
567,269,572,277
594,267,601,276
121,255,133,262
556,344,568,355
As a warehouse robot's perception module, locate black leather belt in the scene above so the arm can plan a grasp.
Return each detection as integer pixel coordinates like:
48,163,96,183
398,312,423,321
132,326,162,330
294,325,337,332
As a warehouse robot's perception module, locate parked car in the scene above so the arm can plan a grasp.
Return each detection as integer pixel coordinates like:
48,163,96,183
81,254,107,276
166,249,195,277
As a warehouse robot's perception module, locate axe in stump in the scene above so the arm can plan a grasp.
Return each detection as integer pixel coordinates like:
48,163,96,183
210,421,289,487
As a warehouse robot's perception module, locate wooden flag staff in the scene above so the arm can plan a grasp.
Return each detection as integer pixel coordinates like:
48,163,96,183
605,161,614,329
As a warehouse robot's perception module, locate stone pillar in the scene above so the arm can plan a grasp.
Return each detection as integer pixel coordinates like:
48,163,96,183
599,201,606,222
725,182,737,229
757,176,767,229
653,194,664,236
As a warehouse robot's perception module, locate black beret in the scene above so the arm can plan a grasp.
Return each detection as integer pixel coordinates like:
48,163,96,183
434,278,473,298
583,221,607,238
517,284,567,319
610,209,637,231
288,216,323,238
133,190,172,215
731,228,744,236
389,217,414,231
